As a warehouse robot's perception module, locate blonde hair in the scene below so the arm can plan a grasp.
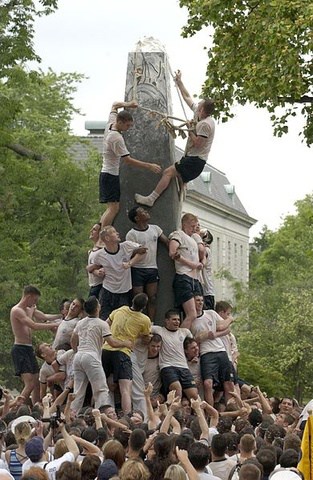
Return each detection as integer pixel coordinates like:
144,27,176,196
119,459,150,480
54,439,68,459
164,464,187,480
181,213,198,225
14,422,32,445
22,466,49,480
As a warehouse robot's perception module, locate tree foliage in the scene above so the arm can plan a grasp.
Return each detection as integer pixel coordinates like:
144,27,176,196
234,195,313,400
180,0,313,144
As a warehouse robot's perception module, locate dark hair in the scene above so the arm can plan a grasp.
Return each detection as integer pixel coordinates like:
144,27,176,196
128,206,140,223
183,337,197,350
211,434,227,457
188,441,210,470
201,229,213,245
81,455,101,480
279,449,300,468
150,334,162,344
215,301,232,314
175,432,194,451
84,296,99,316
117,110,133,123
256,447,276,476
248,409,263,428
56,461,81,480
201,98,215,116
24,285,41,296
129,429,146,451
239,463,261,480
165,309,181,320
132,293,148,311
283,433,301,453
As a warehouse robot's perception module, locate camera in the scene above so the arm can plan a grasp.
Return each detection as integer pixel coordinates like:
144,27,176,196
42,405,62,429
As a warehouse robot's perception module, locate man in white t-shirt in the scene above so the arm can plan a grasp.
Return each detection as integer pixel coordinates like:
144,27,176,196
70,295,132,413
99,100,161,228
152,309,198,400
92,226,146,320
52,297,85,350
169,213,204,329
135,69,215,207
191,295,234,406
36,343,66,399
126,206,169,321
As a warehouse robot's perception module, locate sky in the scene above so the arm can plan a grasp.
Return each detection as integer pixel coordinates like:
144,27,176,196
33,0,313,239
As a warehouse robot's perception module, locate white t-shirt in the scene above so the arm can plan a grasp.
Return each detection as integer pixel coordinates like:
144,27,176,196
143,356,162,395
101,112,130,175
56,349,75,388
93,241,140,293
74,316,111,361
191,310,225,355
185,103,215,161
88,248,103,287
202,245,214,295
169,229,199,276
126,225,163,268
23,452,75,480
39,350,66,385
151,326,192,370
52,318,81,349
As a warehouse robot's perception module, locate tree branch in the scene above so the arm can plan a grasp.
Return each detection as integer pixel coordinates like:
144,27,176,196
59,197,73,227
6,143,47,161
280,95,313,104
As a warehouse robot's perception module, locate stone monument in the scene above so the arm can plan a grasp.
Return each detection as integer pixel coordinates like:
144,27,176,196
115,37,182,323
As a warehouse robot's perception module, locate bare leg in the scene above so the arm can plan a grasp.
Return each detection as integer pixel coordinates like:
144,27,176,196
203,379,214,406
169,380,182,399
119,379,132,414
135,166,177,207
100,202,120,228
180,297,197,330
184,387,199,400
21,373,39,405
145,282,158,322
224,380,235,404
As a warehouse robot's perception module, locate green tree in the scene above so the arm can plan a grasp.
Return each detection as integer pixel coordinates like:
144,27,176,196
180,0,313,144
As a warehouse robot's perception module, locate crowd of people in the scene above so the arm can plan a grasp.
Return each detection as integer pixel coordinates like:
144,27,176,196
4,71,308,480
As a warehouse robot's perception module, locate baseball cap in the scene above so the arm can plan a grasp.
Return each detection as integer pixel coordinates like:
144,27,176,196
25,436,44,462
97,459,118,480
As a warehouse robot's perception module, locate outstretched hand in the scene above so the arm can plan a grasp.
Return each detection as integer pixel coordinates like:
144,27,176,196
174,70,182,83
149,163,162,174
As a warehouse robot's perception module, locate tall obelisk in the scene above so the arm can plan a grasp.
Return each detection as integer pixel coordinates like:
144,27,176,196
115,38,182,324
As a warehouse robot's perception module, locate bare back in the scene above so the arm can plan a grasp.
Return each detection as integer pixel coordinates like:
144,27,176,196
10,304,33,344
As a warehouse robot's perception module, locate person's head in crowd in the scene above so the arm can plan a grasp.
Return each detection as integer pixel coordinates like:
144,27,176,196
67,298,85,320
279,449,299,469
283,434,301,453
119,459,150,480
188,441,210,472
217,417,233,434
82,427,98,445
265,425,286,445
131,293,148,312
3,412,17,428
25,436,45,463
269,397,281,415
235,418,251,435
275,414,295,430
16,405,31,417
215,300,232,320
239,463,261,480
97,427,109,449
256,447,277,478
21,467,49,480
128,429,146,456
129,410,144,427
200,229,214,246
164,309,181,331
81,455,101,480
248,409,263,428
100,405,118,421
175,432,194,451
224,431,240,457
59,299,71,319
273,437,284,450
153,433,175,460
113,425,130,449
239,426,256,438
189,418,202,441
102,439,125,470
14,421,32,446
279,399,294,415
257,417,275,438
32,404,43,420
56,461,80,480
239,434,256,456
181,398,191,418
4,430,16,449
70,418,87,432
164,464,187,480
54,439,68,459
84,296,100,317
148,334,162,358
97,459,118,480
36,343,56,363
211,434,227,459
183,337,199,362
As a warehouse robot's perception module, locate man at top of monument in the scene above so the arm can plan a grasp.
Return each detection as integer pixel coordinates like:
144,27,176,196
99,100,162,228
134,70,215,207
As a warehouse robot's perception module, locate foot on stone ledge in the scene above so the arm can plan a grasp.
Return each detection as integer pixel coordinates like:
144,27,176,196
135,193,155,207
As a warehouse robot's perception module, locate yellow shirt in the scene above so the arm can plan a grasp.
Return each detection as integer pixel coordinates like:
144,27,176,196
103,306,151,356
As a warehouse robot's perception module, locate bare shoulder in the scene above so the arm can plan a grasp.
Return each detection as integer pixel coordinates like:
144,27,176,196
10,305,26,322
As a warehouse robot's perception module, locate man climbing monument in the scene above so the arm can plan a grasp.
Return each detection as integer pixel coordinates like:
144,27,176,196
100,100,162,228
135,70,215,207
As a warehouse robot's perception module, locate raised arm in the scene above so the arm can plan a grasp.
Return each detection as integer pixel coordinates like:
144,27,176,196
111,100,138,111
174,70,194,109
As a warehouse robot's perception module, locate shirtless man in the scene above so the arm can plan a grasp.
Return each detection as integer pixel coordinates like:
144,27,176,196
10,285,60,404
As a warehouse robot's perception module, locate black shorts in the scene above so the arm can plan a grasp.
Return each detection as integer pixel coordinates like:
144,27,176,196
173,274,203,307
204,295,215,310
89,283,102,299
230,361,238,385
11,344,39,376
99,172,120,203
175,156,206,183
99,287,131,320
161,366,196,394
131,267,159,288
200,351,231,384
102,350,133,382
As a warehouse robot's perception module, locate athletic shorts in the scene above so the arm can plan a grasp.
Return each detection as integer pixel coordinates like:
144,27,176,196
175,156,206,183
200,351,231,384
204,295,215,310
161,366,196,394
102,350,133,382
89,283,102,299
173,274,203,307
11,344,39,376
131,267,159,287
99,172,120,203
99,287,131,320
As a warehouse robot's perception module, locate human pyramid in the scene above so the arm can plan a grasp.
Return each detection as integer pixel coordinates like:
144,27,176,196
6,71,306,480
